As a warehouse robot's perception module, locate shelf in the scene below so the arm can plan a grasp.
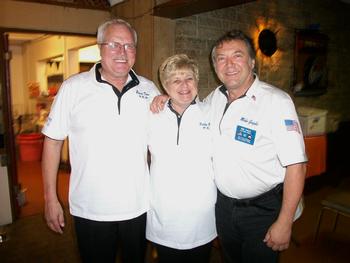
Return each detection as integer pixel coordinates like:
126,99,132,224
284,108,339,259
36,96,54,102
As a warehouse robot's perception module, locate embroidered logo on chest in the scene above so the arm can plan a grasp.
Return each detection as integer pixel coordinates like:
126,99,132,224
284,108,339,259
240,117,258,126
136,90,150,99
199,121,210,130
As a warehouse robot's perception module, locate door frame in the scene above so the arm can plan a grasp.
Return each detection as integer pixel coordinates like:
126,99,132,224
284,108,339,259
0,32,18,219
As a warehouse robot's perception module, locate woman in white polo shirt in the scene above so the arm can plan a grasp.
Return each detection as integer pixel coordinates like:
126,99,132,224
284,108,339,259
146,54,217,263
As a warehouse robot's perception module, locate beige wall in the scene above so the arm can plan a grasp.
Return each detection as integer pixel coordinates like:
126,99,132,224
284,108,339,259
11,35,95,116
24,36,96,86
1,0,109,114
1,0,109,115
0,0,110,34
9,45,26,116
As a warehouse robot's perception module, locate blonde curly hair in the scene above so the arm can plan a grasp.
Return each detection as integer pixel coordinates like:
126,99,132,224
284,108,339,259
159,54,199,89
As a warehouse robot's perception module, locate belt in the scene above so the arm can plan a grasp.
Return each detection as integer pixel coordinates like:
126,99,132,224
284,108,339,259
218,183,283,207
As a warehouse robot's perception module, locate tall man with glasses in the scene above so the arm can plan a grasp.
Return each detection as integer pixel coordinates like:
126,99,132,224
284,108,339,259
42,18,159,263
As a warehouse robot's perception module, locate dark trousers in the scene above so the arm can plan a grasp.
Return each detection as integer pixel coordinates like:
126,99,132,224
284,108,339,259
74,213,146,263
155,242,212,263
215,184,283,263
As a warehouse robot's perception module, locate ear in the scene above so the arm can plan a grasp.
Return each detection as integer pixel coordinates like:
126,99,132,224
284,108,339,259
251,59,256,70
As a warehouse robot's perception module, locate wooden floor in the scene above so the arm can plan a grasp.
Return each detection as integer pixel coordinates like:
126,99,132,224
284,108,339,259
1,161,350,262
17,160,70,218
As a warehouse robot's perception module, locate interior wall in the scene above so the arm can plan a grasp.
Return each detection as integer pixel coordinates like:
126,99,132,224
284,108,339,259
0,166,12,225
1,0,109,120
0,0,110,34
153,16,175,89
10,45,26,117
24,35,96,88
171,0,350,122
12,35,96,116
1,0,109,122
64,36,99,76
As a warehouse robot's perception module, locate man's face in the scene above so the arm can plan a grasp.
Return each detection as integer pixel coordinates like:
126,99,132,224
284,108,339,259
100,24,136,82
165,69,198,113
214,40,255,92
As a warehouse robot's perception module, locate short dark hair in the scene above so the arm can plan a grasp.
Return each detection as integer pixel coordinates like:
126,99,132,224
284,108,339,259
211,30,256,64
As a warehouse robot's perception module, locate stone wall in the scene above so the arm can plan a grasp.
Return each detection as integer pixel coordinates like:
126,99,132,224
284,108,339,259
174,0,350,122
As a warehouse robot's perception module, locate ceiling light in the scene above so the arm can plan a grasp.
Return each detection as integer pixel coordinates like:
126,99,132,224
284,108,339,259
108,0,125,6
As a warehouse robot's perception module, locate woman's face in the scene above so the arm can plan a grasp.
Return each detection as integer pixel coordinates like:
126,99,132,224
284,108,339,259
165,69,198,114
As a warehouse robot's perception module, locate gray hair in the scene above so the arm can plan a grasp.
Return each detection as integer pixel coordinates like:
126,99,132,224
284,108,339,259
97,18,137,45
211,29,255,64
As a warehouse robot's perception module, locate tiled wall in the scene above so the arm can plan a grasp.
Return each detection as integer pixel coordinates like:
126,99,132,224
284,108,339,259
174,0,350,123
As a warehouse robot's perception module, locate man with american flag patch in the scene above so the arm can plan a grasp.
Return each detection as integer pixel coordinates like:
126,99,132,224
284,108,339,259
206,30,308,263
151,30,307,263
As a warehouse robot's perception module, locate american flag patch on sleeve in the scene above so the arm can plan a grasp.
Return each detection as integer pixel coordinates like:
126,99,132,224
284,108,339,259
284,119,300,133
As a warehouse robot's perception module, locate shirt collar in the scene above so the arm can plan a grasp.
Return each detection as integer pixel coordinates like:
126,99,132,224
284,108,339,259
245,74,260,102
219,74,259,102
94,63,139,88
167,96,197,115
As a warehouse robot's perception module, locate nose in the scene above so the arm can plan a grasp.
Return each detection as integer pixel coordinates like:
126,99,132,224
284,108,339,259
180,80,189,88
226,57,235,66
116,47,126,55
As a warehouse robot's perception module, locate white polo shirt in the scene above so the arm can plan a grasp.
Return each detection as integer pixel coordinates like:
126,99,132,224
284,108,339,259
146,100,217,249
42,64,159,221
206,76,307,199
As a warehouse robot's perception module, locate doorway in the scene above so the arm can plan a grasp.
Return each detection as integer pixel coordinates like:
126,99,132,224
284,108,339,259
4,31,100,218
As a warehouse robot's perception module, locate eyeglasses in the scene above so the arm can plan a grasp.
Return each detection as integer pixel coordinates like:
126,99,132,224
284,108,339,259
99,42,136,52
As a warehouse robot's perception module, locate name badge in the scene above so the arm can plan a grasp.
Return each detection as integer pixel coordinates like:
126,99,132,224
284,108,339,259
235,125,256,145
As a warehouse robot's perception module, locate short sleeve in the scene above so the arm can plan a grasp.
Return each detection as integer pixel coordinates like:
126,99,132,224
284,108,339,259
269,93,307,166
41,80,73,140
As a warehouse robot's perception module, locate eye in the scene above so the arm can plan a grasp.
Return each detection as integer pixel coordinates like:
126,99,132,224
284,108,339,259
105,42,121,49
216,56,226,63
124,43,136,51
106,42,115,48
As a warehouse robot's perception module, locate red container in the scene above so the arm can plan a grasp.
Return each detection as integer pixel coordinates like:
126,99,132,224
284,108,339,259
17,133,44,162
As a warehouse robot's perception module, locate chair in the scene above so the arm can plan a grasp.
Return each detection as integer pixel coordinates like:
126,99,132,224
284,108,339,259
314,190,350,242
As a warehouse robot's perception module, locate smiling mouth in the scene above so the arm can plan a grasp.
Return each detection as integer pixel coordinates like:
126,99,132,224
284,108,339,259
113,58,127,63
226,71,239,76
178,90,191,95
